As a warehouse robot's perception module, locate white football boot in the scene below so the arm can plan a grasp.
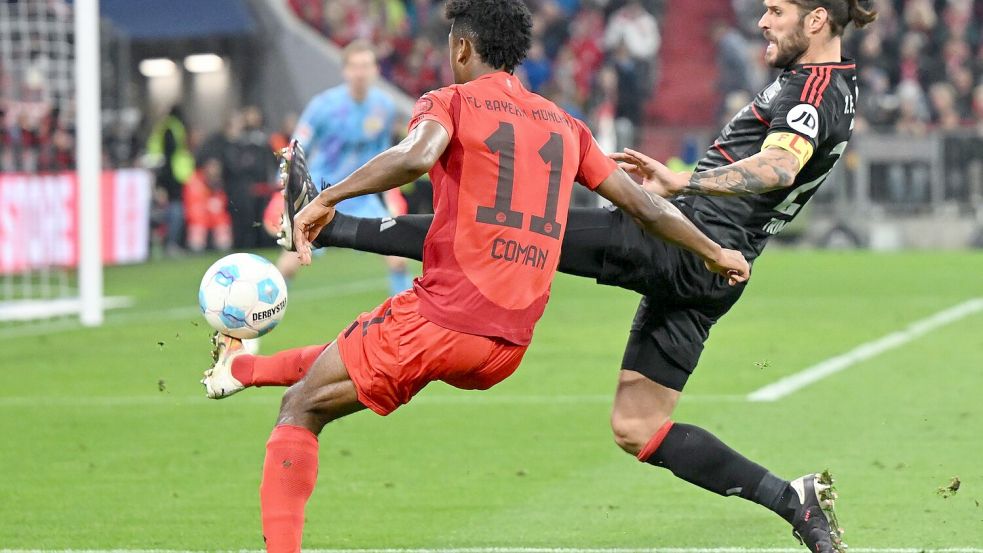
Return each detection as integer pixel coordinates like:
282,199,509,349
201,333,247,399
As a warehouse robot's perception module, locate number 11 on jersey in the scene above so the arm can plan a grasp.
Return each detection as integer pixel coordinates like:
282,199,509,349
475,122,565,240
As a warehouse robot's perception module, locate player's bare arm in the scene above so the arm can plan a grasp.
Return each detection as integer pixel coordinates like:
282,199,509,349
684,148,801,195
292,120,450,263
612,147,801,197
594,169,750,285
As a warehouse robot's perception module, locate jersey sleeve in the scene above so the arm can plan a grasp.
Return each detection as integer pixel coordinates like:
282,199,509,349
408,87,455,138
572,117,617,190
764,70,840,170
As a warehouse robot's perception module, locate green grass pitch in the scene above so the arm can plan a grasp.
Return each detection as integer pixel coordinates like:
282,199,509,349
1,249,981,548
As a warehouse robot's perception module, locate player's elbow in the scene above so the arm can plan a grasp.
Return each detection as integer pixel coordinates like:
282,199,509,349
401,142,440,176
772,168,796,189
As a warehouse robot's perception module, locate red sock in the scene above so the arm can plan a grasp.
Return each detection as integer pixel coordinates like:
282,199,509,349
260,425,319,553
636,420,675,462
232,344,328,387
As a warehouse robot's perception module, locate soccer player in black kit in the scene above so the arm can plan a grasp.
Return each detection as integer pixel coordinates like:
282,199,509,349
281,1,876,551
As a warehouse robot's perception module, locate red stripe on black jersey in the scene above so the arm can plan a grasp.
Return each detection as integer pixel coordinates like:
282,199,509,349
809,67,834,107
805,68,826,105
800,68,820,102
713,142,736,163
751,104,769,126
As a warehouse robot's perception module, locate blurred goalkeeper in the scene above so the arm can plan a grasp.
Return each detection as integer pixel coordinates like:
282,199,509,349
255,1,878,552
272,39,412,295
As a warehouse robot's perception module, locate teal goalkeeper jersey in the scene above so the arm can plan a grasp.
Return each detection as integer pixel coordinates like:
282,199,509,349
293,85,397,213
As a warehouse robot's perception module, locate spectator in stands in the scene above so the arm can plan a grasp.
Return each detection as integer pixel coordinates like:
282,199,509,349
566,7,605,100
184,156,233,253
610,43,642,145
589,64,619,154
894,80,930,136
227,105,276,249
928,82,962,130
603,0,660,97
269,112,298,154
713,21,755,96
535,1,571,60
519,41,552,93
392,36,441,98
146,106,194,256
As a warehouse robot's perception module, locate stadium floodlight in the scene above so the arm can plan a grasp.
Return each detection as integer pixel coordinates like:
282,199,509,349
139,58,177,78
184,54,224,73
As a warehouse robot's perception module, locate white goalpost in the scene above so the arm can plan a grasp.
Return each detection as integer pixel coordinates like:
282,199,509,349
0,0,112,328
75,0,103,326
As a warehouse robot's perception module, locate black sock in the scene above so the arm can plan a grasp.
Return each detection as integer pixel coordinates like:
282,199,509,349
312,213,428,261
311,208,616,273
645,423,799,523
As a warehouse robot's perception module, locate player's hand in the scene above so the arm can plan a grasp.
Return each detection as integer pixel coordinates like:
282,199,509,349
704,248,750,286
610,148,691,197
292,197,335,265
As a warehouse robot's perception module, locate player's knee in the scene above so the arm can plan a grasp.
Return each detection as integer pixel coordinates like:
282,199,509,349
610,415,649,456
277,384,321,430
610,412,672,457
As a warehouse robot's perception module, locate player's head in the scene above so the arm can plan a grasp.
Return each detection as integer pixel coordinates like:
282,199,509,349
341,40,379,98
759,0,877,68
444,0,533,84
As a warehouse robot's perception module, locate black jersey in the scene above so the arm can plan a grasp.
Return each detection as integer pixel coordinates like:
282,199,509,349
675,59,858,260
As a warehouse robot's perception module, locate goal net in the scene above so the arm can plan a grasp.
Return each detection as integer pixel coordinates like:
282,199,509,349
0,0,127,328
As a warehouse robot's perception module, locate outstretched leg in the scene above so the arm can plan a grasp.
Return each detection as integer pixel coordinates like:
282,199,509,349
314,207,617,279
261,341,366,552
609,326,843,553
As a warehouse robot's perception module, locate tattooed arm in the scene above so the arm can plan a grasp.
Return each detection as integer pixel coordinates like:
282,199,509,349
611,146,802,197
683,148,800,196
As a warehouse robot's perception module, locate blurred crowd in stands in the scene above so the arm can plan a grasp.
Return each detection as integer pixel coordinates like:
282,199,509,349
0,67,76,173
289,0,667,150
727,0,982,133
290,0,982,136
2,0,981,253
144,105,298,256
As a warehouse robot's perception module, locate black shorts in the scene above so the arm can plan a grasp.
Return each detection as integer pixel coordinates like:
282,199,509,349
596,208,748,391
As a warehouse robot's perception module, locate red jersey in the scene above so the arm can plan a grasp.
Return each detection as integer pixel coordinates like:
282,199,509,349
408,72,616,345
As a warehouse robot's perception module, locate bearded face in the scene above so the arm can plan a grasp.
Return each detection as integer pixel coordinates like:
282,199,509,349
764,22,811,67
759,0,813,68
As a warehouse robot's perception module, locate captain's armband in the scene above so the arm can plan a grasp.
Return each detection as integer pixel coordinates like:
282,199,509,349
762,132,814,171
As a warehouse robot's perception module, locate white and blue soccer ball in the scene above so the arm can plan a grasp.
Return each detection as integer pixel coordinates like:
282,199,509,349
198,253,288,339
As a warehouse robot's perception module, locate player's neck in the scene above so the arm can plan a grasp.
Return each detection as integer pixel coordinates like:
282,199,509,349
468,66,504,81
348,86,369,103
796,37,842,65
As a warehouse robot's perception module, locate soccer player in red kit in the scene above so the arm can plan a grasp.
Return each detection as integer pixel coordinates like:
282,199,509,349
200,1,749,550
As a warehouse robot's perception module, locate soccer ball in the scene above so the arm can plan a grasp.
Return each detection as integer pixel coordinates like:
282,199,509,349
198,253,288,339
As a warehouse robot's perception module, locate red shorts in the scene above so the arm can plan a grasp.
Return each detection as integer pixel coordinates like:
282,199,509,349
337,290,527,415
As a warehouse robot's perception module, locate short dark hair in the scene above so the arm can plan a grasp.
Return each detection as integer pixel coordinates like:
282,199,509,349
444,0,533,73
788,0,878,36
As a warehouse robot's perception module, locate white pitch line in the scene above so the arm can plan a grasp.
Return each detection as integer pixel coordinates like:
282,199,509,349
748,298,983,402
0,279,386,340
3,549,982,553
